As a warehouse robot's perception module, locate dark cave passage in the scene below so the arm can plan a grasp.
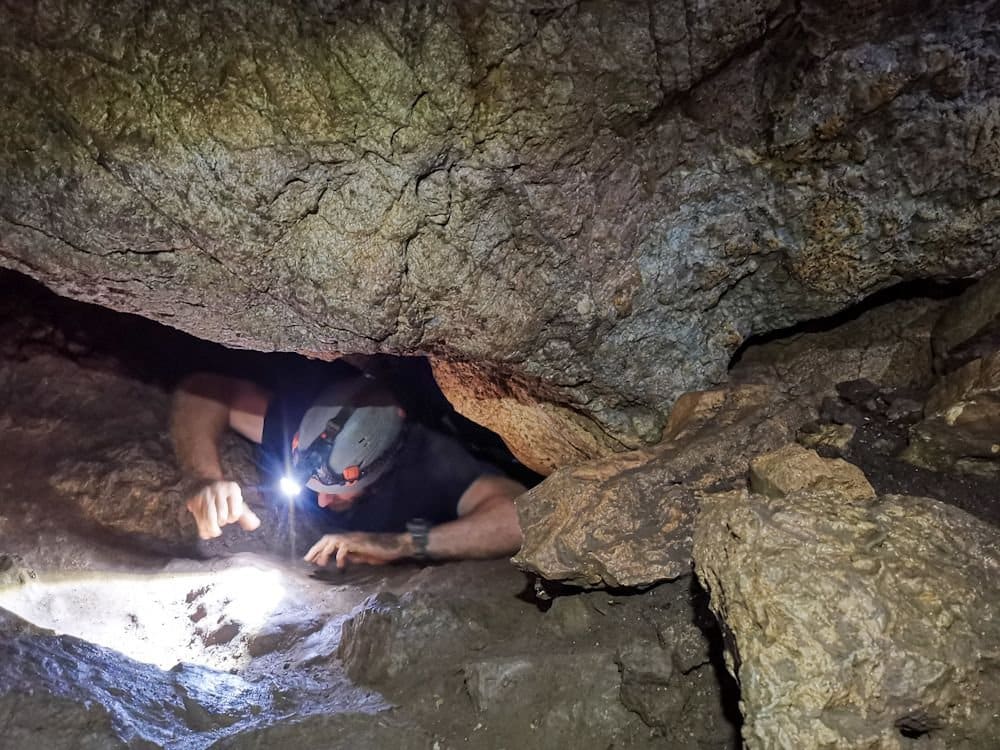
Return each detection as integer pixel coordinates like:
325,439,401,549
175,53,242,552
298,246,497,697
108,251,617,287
727,277,975,371
0,267,743,749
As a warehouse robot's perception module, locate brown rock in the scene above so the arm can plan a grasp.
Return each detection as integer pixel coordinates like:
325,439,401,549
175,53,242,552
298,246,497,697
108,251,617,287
903,352,1000,478
430,359,626,475
749,444,875,503
797,422,856,452
513,385,798,587
932,267,1000,371
695,489,1000,750
202,622,241,647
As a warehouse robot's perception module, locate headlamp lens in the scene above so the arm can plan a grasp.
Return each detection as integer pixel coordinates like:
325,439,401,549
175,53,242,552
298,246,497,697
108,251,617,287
279,476,302,498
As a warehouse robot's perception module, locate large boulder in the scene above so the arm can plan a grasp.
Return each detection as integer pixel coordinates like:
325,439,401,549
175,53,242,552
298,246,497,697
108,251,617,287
513,384,799,587
2,1,999,461
694,464,1000,748
513,292,948,587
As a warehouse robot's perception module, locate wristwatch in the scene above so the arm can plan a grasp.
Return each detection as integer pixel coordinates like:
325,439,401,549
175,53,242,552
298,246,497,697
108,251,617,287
406,518,431,561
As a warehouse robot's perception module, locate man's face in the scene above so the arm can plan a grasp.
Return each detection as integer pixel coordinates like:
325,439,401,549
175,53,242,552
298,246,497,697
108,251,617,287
315,487,363,511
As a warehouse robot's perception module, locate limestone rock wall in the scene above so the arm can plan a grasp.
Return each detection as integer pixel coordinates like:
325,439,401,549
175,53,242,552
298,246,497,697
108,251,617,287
2,0,1000,460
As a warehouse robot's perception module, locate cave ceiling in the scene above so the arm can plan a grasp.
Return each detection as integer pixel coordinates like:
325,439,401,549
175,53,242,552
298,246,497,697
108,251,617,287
2,0,999,466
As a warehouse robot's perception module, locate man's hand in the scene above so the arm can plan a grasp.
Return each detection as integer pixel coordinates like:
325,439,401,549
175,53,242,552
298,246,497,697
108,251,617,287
304,532,413,569
186,480,261,539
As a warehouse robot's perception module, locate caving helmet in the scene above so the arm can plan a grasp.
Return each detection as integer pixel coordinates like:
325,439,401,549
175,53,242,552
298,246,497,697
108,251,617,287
289,374,406,495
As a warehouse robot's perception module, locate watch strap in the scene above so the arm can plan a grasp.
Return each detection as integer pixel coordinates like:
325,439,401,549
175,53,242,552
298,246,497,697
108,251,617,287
406,518,431,561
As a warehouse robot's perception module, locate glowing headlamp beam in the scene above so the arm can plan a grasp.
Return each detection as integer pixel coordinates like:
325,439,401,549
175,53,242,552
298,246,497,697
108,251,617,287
279,476,302,498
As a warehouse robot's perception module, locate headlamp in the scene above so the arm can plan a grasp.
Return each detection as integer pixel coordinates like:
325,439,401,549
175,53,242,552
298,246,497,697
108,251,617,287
278,476,302,498
284,409,363,495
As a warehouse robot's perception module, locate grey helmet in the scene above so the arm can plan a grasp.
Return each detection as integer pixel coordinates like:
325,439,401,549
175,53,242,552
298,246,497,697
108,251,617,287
292,374,406,494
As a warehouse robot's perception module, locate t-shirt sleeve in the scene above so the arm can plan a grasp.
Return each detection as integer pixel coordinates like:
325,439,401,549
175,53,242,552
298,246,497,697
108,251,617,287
410,425,503,520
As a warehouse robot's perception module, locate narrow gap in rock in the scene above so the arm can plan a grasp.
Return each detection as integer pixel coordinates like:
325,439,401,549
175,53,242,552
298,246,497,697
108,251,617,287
895,712,938,739
726,274,1000,526
690,576,744,741
728,278,972,370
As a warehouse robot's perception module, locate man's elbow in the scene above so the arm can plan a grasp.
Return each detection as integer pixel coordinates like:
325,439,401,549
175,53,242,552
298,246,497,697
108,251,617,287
488,493,524,555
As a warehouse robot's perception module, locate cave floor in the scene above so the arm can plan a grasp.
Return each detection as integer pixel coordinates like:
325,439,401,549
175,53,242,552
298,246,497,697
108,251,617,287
0,305,739,749
3,273,998,748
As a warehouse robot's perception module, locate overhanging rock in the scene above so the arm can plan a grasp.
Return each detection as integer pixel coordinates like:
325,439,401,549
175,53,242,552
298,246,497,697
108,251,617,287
2,0,1000,462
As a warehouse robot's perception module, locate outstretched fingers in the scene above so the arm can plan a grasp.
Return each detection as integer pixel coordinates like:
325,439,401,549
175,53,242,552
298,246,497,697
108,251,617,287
304,536,334,566
304,535,356,568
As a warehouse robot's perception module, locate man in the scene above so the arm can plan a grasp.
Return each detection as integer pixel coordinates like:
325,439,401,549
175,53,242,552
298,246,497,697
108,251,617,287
171,363,525,569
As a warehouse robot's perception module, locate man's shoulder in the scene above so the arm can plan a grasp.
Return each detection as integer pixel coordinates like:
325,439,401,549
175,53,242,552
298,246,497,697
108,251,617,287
402,422,500,482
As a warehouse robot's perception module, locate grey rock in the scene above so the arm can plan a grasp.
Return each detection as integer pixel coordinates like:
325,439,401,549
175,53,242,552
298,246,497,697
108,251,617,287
545,593,596,637
463,656,538,714
208,713,430,750
617,641,675,687
0,631,279,748
0,691,131,750
694,488,1000,750
462,652,639,745
0,606,52,638
885,398,924,424
616,629,734,749
2,1,998,462
337,591,484,685
246,618,324,658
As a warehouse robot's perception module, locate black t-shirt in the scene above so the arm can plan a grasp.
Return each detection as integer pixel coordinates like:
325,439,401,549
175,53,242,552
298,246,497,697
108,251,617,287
257,373,500,534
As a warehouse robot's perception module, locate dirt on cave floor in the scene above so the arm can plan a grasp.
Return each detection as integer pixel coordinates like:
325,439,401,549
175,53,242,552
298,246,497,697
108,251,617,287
812,378,1000,527
0,271,742,749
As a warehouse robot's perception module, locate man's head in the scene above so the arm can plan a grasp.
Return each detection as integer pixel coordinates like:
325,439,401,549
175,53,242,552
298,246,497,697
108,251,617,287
291,374,406,507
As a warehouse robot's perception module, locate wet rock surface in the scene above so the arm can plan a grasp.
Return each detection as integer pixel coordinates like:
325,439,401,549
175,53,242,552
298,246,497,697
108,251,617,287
2,1,1000,459
695,477,1000,749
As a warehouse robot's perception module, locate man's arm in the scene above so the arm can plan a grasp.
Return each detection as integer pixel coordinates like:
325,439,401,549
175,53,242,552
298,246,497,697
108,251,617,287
303,474,526,567
171,373,271,539
422,474,525,559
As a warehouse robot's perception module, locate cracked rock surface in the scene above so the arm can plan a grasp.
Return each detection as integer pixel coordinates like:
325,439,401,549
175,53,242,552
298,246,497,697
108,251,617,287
3,0,999,465
514,292,952,588
695,477,1000,749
